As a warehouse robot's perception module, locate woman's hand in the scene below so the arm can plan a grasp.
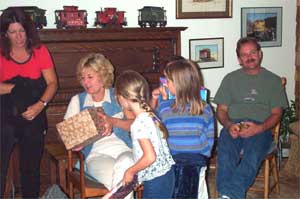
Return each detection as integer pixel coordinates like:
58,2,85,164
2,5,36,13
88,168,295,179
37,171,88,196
72,146,83,151
22,101,44,121
98,111,113,136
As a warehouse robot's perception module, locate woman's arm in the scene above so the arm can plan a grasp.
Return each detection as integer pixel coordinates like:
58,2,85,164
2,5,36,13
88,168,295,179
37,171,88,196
39,68,58,103
0,82,14,95
22,68,58,120
123,139,156,185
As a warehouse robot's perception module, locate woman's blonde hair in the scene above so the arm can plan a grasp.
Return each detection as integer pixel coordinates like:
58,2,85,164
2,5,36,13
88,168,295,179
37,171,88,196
115,70,168,138
76,53,114,88
164,59,205,115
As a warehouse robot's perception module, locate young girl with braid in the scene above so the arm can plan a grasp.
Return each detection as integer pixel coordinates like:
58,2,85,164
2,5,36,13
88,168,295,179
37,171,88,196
115,70,175,199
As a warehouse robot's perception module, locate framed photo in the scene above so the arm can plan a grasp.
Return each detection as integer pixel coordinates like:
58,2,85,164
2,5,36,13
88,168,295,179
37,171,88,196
176,0,232,19
241,7,282,47
189,37,224,69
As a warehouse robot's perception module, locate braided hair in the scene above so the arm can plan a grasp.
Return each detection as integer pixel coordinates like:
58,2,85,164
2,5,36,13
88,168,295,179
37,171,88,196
115,70,168,139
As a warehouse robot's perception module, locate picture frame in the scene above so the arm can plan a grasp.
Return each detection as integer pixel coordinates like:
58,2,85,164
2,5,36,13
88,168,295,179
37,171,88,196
241,7,282,47
176,0,232,19
189,37,224,69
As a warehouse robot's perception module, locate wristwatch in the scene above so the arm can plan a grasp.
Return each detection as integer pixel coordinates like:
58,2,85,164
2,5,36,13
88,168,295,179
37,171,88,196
39,99,48,106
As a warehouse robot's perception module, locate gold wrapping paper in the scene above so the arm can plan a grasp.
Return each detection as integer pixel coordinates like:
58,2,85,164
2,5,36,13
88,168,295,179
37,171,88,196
56,107,105,150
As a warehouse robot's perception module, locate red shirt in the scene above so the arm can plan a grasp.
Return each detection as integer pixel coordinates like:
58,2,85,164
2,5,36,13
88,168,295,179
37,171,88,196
0,45,54,82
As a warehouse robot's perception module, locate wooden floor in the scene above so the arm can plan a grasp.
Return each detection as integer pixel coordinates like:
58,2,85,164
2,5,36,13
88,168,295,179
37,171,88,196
10,159,300,199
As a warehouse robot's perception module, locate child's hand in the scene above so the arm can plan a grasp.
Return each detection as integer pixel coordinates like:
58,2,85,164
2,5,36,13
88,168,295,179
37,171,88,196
122,168,135,186
150,87,161,109
159,86,168,100
98,112,113,136
151,87,160,100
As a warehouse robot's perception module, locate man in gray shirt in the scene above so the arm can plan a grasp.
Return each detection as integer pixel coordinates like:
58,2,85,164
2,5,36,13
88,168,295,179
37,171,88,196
214,37,288,199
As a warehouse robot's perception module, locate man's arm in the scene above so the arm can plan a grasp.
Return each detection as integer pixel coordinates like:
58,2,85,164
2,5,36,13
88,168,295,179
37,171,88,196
216,104,240,138
240,107,283,138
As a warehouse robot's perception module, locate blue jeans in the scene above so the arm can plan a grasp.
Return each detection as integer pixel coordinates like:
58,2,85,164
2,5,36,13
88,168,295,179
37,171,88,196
216,121,272,199
143,166,175,199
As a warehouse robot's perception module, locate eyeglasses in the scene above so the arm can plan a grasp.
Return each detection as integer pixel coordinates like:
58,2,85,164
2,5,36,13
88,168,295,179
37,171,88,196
239,49,259,59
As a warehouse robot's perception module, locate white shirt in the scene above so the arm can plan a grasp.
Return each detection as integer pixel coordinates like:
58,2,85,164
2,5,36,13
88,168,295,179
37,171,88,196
130,112,175,183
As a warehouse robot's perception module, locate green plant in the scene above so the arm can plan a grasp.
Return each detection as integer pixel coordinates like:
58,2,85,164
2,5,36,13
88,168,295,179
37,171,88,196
280,100,297,143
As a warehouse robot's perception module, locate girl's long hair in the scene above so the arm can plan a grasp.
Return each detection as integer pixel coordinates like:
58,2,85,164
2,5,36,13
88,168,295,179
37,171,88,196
164,59,205,115
115,70,168,138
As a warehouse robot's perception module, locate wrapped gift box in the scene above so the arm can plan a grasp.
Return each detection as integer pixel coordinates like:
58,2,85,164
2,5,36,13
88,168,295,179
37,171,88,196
56,107,105,150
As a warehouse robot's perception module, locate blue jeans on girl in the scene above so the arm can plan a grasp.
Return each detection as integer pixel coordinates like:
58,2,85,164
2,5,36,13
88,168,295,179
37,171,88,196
143,166,175,199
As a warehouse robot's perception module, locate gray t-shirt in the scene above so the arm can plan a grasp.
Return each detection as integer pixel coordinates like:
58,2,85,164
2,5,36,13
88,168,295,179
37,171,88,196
214,68,288,122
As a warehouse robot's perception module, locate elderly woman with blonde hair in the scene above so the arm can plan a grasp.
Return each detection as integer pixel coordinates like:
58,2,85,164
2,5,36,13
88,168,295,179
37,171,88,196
64,53,134,198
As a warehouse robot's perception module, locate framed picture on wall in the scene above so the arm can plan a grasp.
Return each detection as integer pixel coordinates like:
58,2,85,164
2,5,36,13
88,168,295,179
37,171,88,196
189,37,224,69
241,7,282,47
176,0,232,19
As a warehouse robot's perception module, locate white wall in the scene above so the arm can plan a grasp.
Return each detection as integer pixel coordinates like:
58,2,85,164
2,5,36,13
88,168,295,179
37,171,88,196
0,0,296,102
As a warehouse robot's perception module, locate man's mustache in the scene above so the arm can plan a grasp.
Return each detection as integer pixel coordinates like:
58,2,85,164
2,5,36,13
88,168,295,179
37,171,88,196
246,59,256,64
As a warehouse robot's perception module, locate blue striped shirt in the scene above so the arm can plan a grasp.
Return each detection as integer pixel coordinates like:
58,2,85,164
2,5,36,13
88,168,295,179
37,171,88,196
157,99,215,157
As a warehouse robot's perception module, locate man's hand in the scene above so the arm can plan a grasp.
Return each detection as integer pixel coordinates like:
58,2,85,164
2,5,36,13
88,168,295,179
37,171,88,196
228,123,240,139
238,121,263,138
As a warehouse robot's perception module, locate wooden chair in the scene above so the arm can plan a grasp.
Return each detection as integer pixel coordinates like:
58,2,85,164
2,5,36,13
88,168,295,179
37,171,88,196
67,150,144,199
67,150,109,199
247,123,280,199
247,77,286,199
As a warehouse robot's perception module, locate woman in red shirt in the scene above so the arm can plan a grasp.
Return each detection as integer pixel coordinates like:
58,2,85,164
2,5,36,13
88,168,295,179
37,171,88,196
0,7,57,198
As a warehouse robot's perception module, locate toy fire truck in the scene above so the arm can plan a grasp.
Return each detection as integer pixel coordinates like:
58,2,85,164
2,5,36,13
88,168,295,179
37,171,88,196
55,6,88,29
94,8,127,28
